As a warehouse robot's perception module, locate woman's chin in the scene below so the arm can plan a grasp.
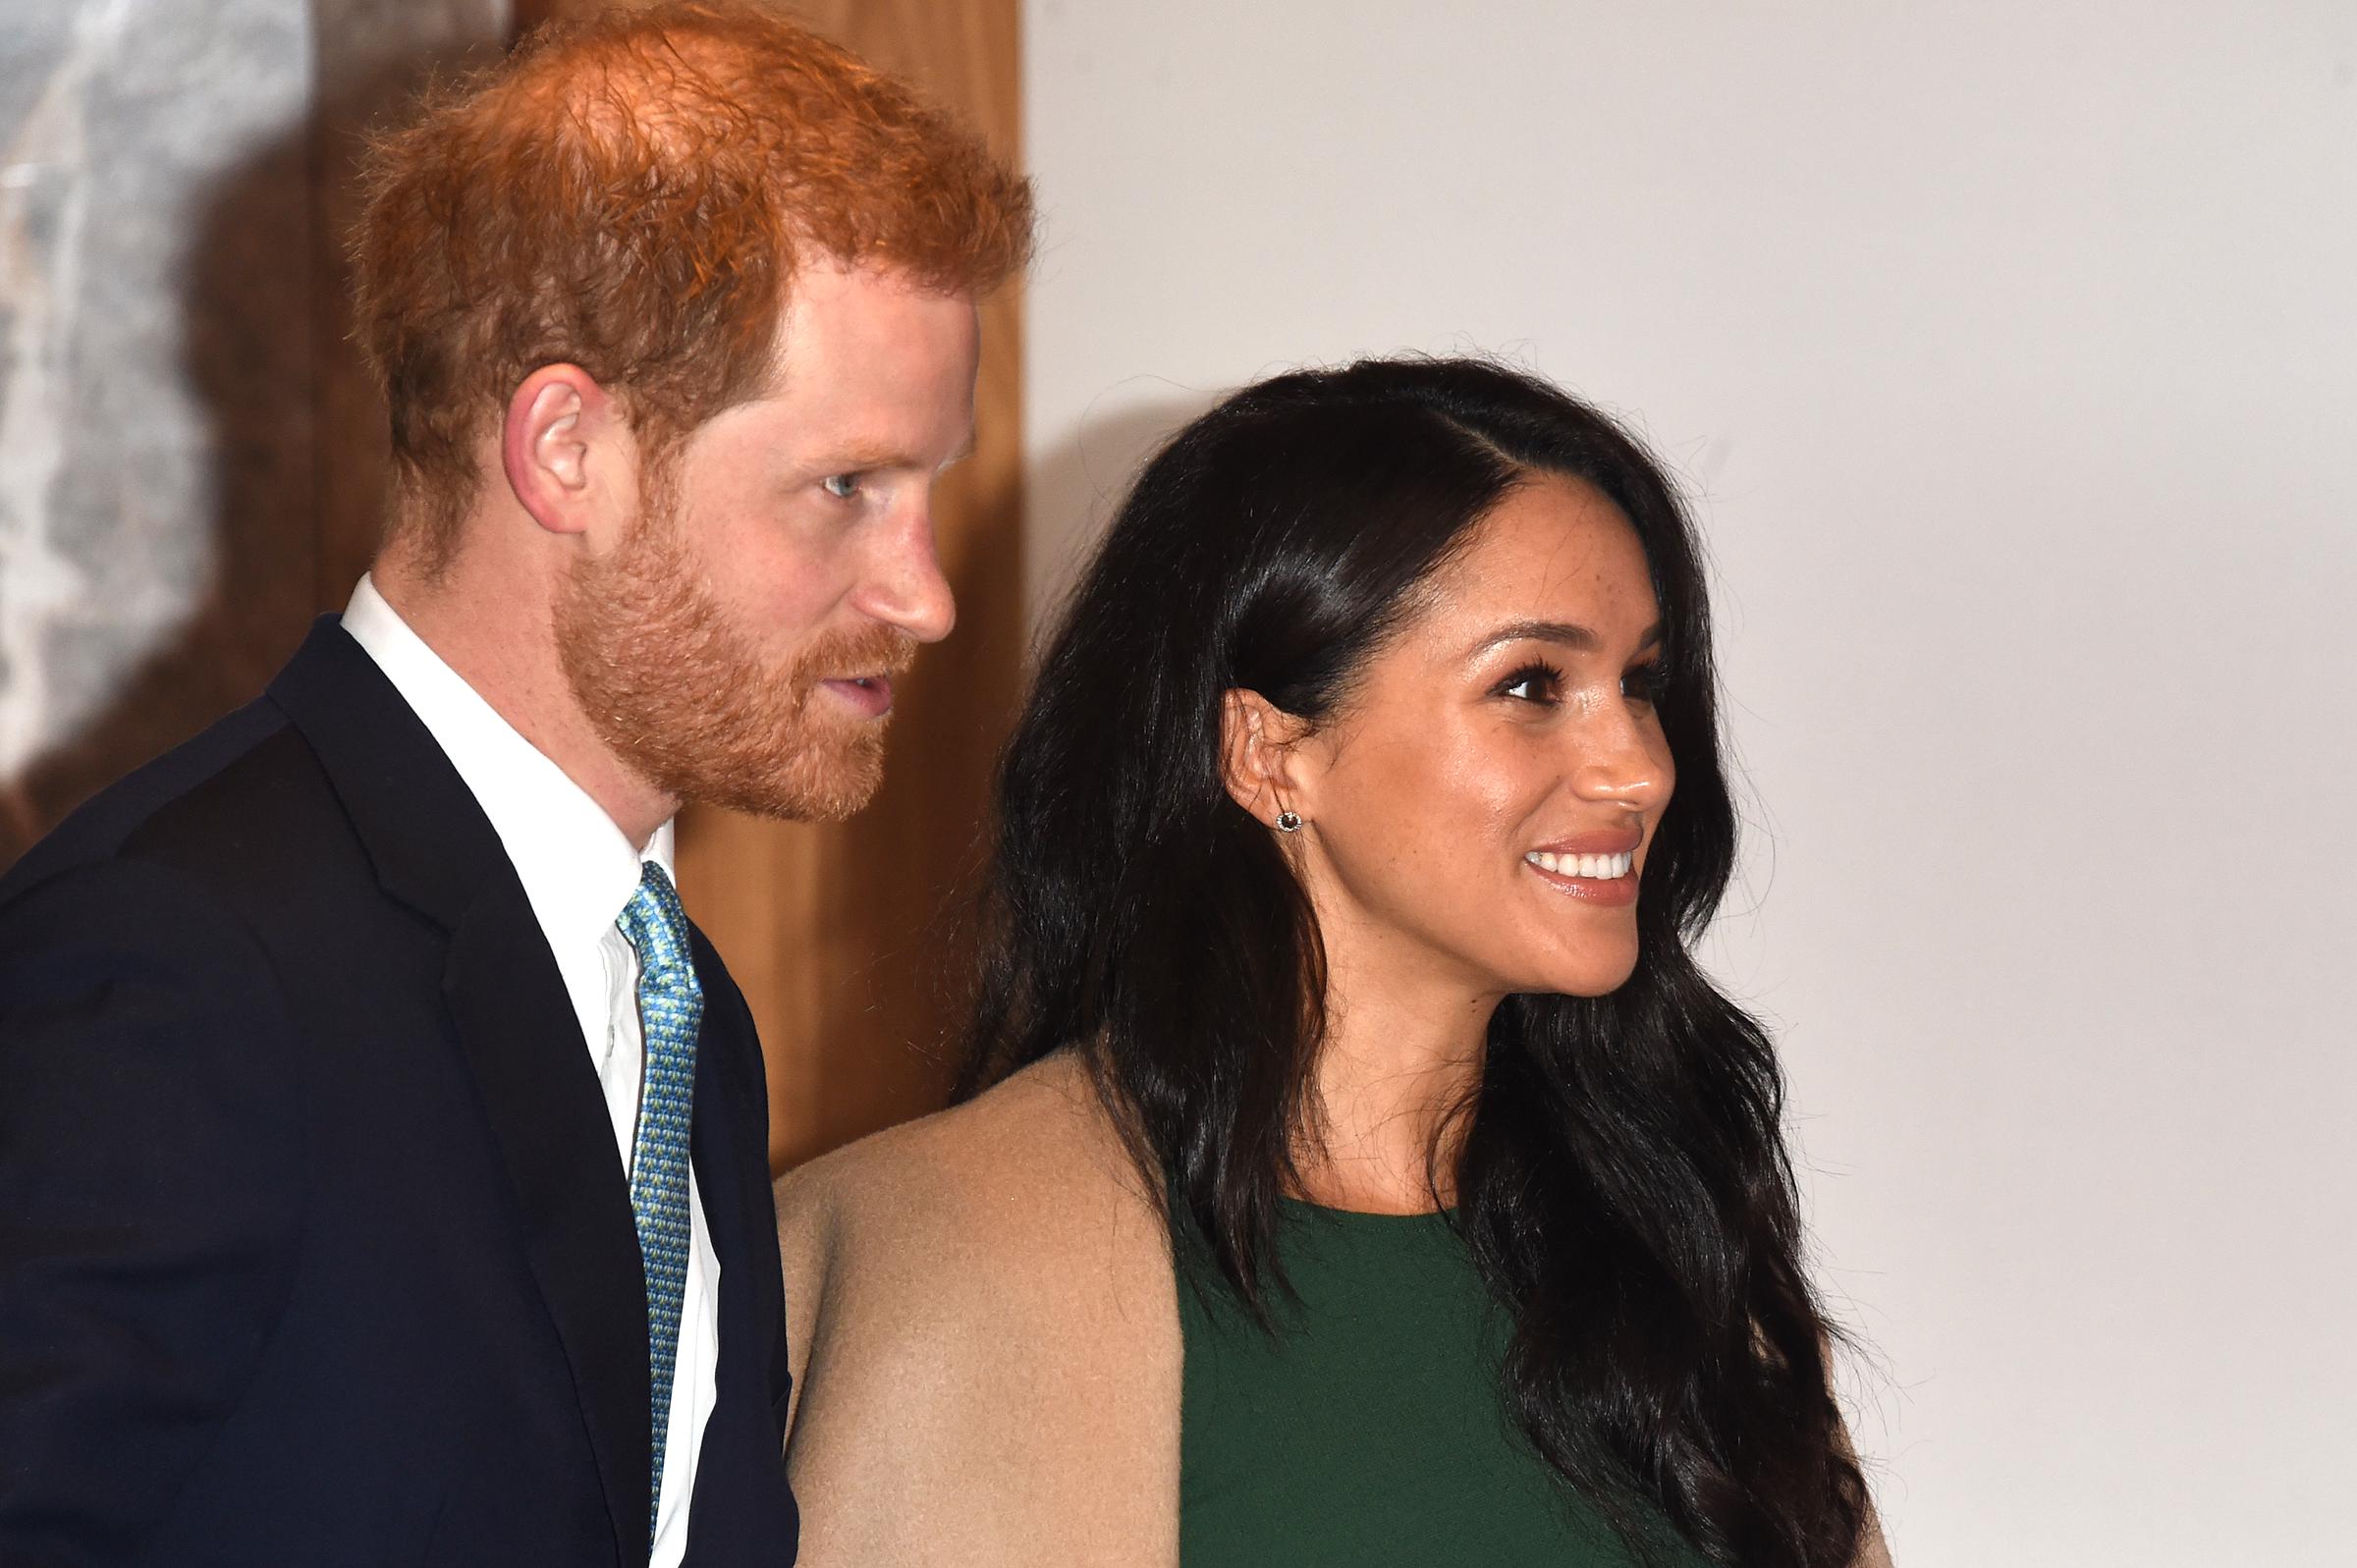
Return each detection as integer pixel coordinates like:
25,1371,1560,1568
1510,950,1641,1000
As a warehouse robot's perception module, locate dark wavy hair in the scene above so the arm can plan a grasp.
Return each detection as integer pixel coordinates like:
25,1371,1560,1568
958,357,1868,1565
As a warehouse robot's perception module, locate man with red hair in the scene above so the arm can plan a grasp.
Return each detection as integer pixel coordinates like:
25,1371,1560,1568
0,4,1030,1563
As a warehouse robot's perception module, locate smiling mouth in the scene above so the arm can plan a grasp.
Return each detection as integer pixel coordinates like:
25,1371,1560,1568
1524,849,1633,880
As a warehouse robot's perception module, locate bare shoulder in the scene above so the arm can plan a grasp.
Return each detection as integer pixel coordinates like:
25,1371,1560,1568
772,1053,1179,1565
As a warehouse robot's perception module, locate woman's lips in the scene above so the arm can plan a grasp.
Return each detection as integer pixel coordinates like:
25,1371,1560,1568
1522,847,1639,907
820,675,894,718
1527,826,1644,857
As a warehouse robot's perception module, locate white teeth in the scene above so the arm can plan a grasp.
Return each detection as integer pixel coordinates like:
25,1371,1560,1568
1524,850,1634,879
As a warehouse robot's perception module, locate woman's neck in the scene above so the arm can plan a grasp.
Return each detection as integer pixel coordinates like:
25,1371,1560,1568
1292,942,1500,1216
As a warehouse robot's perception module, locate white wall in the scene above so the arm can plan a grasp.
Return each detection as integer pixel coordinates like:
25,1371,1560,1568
1024,4,2357,1562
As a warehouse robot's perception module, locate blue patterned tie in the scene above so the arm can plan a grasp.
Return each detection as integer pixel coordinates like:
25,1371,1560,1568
617,861,700,1545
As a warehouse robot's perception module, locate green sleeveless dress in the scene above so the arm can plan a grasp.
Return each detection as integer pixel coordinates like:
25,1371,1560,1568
1176,1200,1702,1566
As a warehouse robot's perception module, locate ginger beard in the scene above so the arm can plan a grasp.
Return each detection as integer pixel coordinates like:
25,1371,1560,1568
554,465,916,823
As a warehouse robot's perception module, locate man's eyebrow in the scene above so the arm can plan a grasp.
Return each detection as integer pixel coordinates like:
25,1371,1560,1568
817,442,921,472
1466,619,1665,658
815,435,976,473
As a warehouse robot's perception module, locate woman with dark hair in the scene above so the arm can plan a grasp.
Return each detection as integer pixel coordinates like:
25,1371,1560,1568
775,357,1891,1567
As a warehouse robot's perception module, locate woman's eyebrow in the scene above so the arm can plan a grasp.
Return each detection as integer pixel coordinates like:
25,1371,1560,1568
1469,619,1597,658
1465,620,1667,659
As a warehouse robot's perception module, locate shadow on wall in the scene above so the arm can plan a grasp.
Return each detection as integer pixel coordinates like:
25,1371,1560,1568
0,109,316,864
0,12,502,868
1025,389,1219,626
915,394,1224,1043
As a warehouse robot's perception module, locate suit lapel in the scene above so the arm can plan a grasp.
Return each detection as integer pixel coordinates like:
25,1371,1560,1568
446,876,650,1564
686,930,767,1283
686,926,773,1406
267,619,488,922
682,928,788,1554
270,620,649,1564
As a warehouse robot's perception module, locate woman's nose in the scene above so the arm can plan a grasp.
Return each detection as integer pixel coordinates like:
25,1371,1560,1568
1568,698,1670,808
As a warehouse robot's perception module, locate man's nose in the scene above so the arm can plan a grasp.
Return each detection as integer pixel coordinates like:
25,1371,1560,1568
855,502,957,644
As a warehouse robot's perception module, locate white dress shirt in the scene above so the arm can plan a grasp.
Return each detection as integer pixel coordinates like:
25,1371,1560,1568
344,575,716,1564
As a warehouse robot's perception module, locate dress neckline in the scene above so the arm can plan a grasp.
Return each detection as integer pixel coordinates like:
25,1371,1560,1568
1279,1194,1458,1224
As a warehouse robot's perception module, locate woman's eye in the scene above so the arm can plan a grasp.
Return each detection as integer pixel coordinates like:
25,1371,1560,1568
1498,663,1562,704
821,472,862,500
1621,663,1666,706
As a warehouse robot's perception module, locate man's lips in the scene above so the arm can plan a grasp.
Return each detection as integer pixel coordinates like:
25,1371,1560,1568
819,675,894,718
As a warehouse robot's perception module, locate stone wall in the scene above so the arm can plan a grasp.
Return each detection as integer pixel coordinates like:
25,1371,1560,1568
0,0,507,862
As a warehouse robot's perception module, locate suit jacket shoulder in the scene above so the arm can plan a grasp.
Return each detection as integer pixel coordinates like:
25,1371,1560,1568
0,619,796,1565
0,702,336,1561
1,694,291,895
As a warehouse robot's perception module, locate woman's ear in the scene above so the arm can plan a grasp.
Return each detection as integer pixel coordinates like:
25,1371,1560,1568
1220,688,1311,828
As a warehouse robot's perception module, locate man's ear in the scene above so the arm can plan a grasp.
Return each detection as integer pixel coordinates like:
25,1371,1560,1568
500,364,633,538
1219,687,1312,827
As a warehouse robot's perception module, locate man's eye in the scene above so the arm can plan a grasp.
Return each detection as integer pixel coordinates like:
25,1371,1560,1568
822,473,862,500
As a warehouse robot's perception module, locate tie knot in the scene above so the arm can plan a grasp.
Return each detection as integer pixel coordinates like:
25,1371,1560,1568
618,861,695,988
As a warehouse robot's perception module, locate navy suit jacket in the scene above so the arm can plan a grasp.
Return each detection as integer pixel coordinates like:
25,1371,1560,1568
0,620,799,1565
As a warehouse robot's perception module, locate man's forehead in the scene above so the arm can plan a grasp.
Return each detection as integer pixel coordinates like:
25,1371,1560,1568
766,270,977,376
775,258,978,325
726,371,975,465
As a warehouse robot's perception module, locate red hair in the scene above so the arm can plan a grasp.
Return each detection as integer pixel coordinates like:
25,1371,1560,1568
349,0,1033,555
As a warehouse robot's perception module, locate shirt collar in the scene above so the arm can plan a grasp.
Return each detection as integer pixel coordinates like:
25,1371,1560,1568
341,573,674,953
